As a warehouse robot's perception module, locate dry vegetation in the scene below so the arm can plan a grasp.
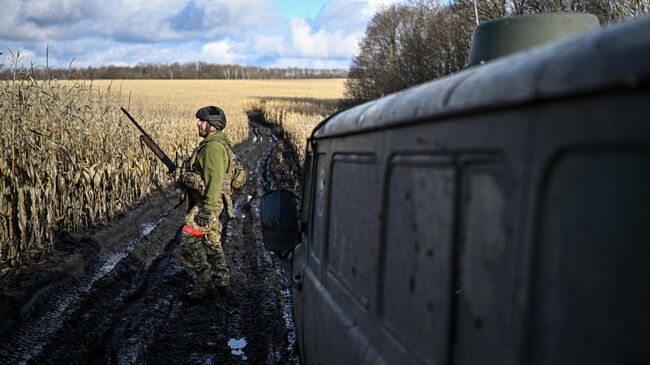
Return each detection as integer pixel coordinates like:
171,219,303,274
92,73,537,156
0,78,344,270
90,79,345,146
243,97,341,164
242,96,343,193
0,79,196,268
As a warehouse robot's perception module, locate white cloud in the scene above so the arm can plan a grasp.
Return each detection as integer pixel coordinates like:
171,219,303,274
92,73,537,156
364,0,401,16
255,35,286,55
273,56,351,69
194,0,280,33
201,39,242,64
311,0,401,31
288,18,359,58
0,0,400,69
23,0,91,25
0,0,280,42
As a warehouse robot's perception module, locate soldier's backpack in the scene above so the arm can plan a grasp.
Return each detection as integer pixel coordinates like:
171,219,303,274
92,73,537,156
183,137,246,191
230,157,246,189
213,138,246,190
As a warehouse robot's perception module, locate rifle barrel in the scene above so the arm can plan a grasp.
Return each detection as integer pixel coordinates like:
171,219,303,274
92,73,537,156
121,107,177,174
120,107,148,136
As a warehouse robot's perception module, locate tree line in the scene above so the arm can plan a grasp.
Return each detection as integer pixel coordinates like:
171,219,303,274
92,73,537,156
0,62,347,80
345,0,650,102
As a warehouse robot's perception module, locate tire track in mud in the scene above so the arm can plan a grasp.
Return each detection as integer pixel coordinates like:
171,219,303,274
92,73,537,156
251,119,300,360
226,118,299,364
0,117,299,364
0,201,183,364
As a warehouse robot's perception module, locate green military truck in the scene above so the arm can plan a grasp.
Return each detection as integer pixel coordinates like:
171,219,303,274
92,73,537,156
262,13,649,365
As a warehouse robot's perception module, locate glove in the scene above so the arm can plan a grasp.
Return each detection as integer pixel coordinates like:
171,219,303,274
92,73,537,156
181,171,206,192
194,207,212,227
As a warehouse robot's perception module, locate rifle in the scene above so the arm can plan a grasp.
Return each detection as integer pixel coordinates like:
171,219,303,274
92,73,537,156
120,107,177,174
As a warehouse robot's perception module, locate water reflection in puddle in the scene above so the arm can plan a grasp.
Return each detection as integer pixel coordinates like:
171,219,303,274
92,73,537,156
228,337,247,359
140,222,157,236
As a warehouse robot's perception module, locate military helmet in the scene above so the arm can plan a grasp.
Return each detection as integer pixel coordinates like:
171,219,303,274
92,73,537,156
196,106,227,130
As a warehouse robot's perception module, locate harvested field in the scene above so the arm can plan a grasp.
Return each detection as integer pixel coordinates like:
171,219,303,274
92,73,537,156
92,79,346,146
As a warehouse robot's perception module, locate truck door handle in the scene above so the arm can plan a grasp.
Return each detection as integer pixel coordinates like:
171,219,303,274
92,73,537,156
293,273,303,291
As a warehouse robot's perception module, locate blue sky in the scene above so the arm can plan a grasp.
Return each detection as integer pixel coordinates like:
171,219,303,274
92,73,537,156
280,0,328,19
0,0,398,70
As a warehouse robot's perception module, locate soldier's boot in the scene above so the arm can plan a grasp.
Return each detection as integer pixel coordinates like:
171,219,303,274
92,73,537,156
186,271,217,301
213,268,231,288
206,244,231,287
214,271,233,299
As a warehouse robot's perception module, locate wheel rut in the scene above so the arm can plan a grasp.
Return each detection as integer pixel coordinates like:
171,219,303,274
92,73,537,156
0,118,300,364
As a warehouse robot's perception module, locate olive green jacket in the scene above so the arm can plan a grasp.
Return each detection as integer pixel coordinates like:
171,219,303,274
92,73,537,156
192,131,232,211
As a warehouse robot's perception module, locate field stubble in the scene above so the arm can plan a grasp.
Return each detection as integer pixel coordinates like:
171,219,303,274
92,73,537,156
0,78,344,271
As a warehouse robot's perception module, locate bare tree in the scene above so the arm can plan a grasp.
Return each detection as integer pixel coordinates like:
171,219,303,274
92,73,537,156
346,0,649,103
346,1,471,101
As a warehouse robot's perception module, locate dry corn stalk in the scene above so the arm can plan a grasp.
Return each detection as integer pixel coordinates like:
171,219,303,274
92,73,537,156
0,79,196,267
0,78,344,269
243,97,340,166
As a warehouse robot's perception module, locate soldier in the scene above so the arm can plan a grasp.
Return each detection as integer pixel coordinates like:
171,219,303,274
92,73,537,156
180,105,237,298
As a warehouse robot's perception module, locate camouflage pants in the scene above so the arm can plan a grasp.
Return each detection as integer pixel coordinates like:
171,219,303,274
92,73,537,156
180,199,231,288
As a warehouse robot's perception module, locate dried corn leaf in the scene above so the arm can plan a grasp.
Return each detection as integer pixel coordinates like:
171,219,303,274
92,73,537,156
16,187,27,240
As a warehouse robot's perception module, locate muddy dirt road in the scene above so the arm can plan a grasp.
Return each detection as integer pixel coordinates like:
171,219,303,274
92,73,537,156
0,119,299,364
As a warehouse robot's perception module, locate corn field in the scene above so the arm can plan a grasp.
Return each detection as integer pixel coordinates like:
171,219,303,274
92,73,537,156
0,77,344,270
0,79,197,267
